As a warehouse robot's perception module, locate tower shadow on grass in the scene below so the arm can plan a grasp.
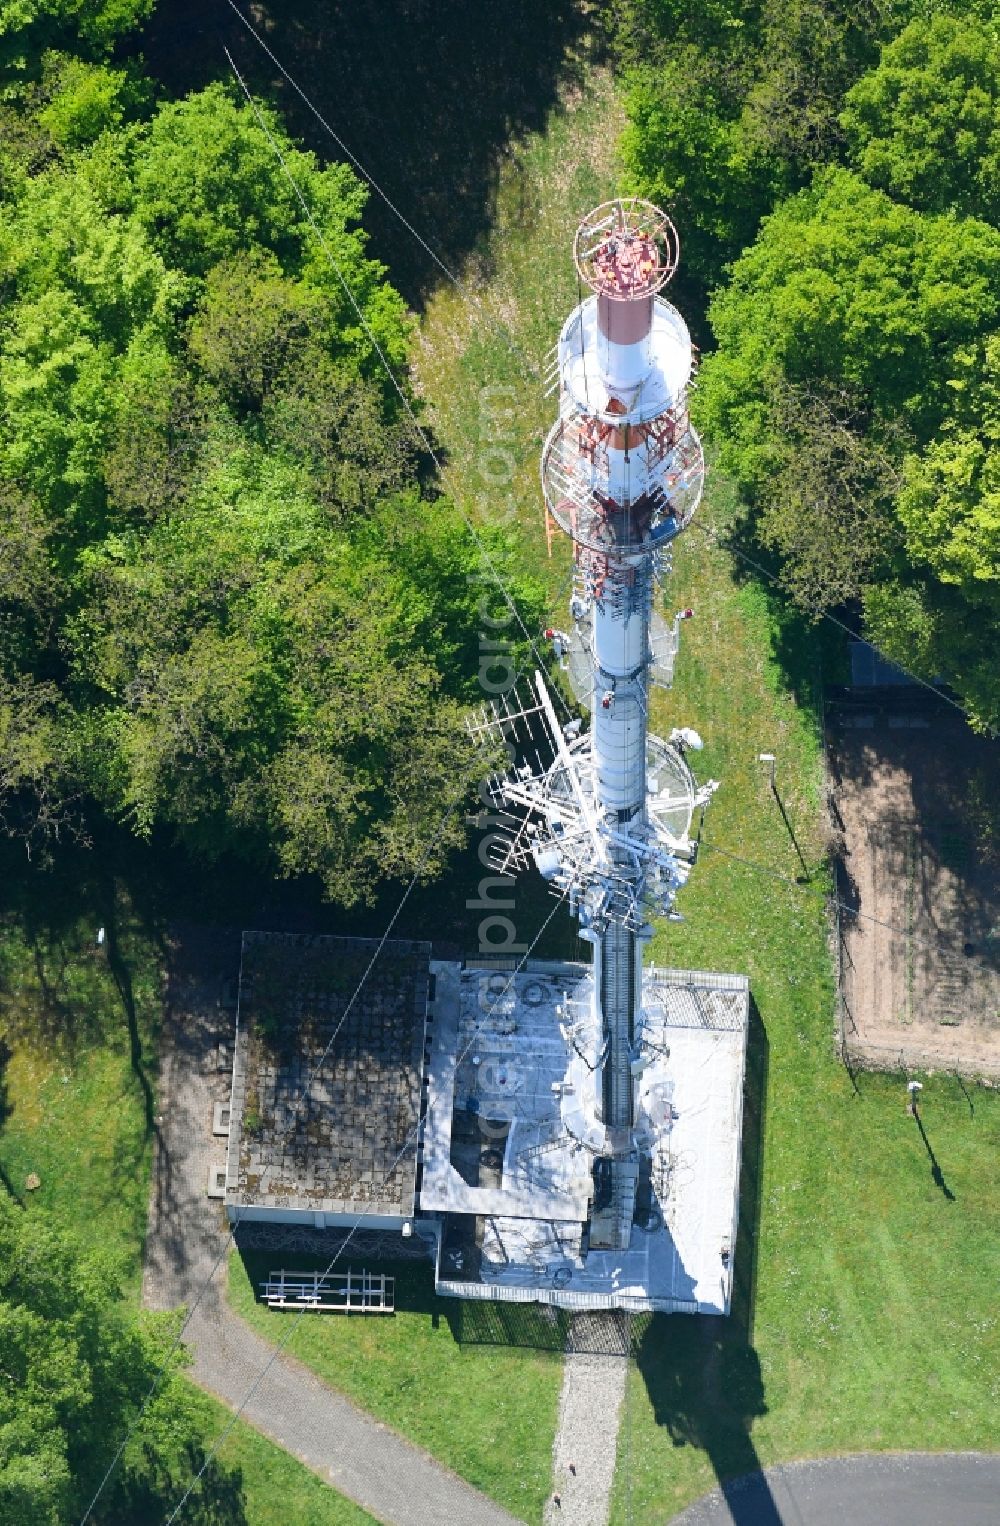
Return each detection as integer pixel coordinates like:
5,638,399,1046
633,998,784,1524
447,1005,783,1519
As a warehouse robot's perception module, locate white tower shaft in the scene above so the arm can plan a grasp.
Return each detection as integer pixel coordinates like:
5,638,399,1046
480,200,710,1254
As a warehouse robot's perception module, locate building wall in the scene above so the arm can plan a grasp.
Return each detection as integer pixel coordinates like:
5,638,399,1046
225,1203,410,1231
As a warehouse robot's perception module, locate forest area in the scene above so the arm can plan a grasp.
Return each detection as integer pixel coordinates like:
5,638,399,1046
615,0,999,728
0,0,997,1520
0,0,996,894
0,0,549,909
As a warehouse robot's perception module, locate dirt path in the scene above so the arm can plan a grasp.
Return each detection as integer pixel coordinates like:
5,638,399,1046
829,702,1000,1075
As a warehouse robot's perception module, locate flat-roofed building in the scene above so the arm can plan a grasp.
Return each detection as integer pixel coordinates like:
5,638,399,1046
225,933,430,1230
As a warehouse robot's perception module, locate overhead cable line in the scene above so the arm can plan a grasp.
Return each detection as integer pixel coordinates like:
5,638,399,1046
688,517,975,726
224,48,572,721
87,30,981,1517
222,0,547,387
698,836,988,963
162,888,570,1523
221,1,972,728
77,770,474,1525
80,49,576,1524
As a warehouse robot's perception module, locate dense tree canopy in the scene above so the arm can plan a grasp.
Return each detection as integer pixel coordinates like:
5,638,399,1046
0,1191,244,1524
0,73,540,894
68,452,495,902
696,168,1000,722
699,169,1000,465
618,0,896,284
618,0,1000,726
0,0,151,80
895,336,1000,591
621,48,786,286
862,334,1000,725
842,15,1000,222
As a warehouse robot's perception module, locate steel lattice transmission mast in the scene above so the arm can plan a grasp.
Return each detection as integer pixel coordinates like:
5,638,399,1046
475,199,717,1251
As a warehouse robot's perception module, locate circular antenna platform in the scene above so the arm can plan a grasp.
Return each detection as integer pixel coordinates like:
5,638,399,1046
541,416,705,558
573,198,679,300
541,734,698,853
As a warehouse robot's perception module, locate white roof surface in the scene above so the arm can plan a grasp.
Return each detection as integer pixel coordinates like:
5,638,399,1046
423,961,748,1314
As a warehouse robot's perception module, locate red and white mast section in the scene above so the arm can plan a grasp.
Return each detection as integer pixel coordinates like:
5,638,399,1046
477,199,716,1251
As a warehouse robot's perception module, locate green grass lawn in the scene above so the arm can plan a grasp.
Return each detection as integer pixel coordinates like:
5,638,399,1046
0,847,386,1523
0,852,162,1288
413,52,1000,1526
183,1382,377,1525
413,63,623,616
0,67,612,1511
4,32,994,1525
229,1252,564,1523
611,491,1000,1522
208,75,623,1526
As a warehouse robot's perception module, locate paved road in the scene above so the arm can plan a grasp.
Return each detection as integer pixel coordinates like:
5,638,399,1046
669,1453,1000,1526
184,1302,521,1525
143,926,521,1526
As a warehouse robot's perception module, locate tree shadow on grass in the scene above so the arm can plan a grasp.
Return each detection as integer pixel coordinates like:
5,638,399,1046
633,998,783,1523
0,836,111,1052
0,828,168,1138
0,1037,17,1200
103,898,158,1137
89,802,580,967
1,827,161,1043
140,0,591,306
114,1445,248,1526
701,479,849,721
737,559,833,719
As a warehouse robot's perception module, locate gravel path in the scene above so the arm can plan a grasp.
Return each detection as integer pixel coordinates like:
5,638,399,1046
142,925,522,1526
543,1344,628,1526
668,1452,1000,1526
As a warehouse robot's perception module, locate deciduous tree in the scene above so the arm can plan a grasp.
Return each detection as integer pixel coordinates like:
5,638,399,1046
0,1190,244,1524
842,15,1000,222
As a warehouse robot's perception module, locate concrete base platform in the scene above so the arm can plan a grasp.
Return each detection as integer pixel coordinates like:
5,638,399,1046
421,960,748,1314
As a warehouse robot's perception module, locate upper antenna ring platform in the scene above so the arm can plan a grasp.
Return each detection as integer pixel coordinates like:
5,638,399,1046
573,197,679,300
